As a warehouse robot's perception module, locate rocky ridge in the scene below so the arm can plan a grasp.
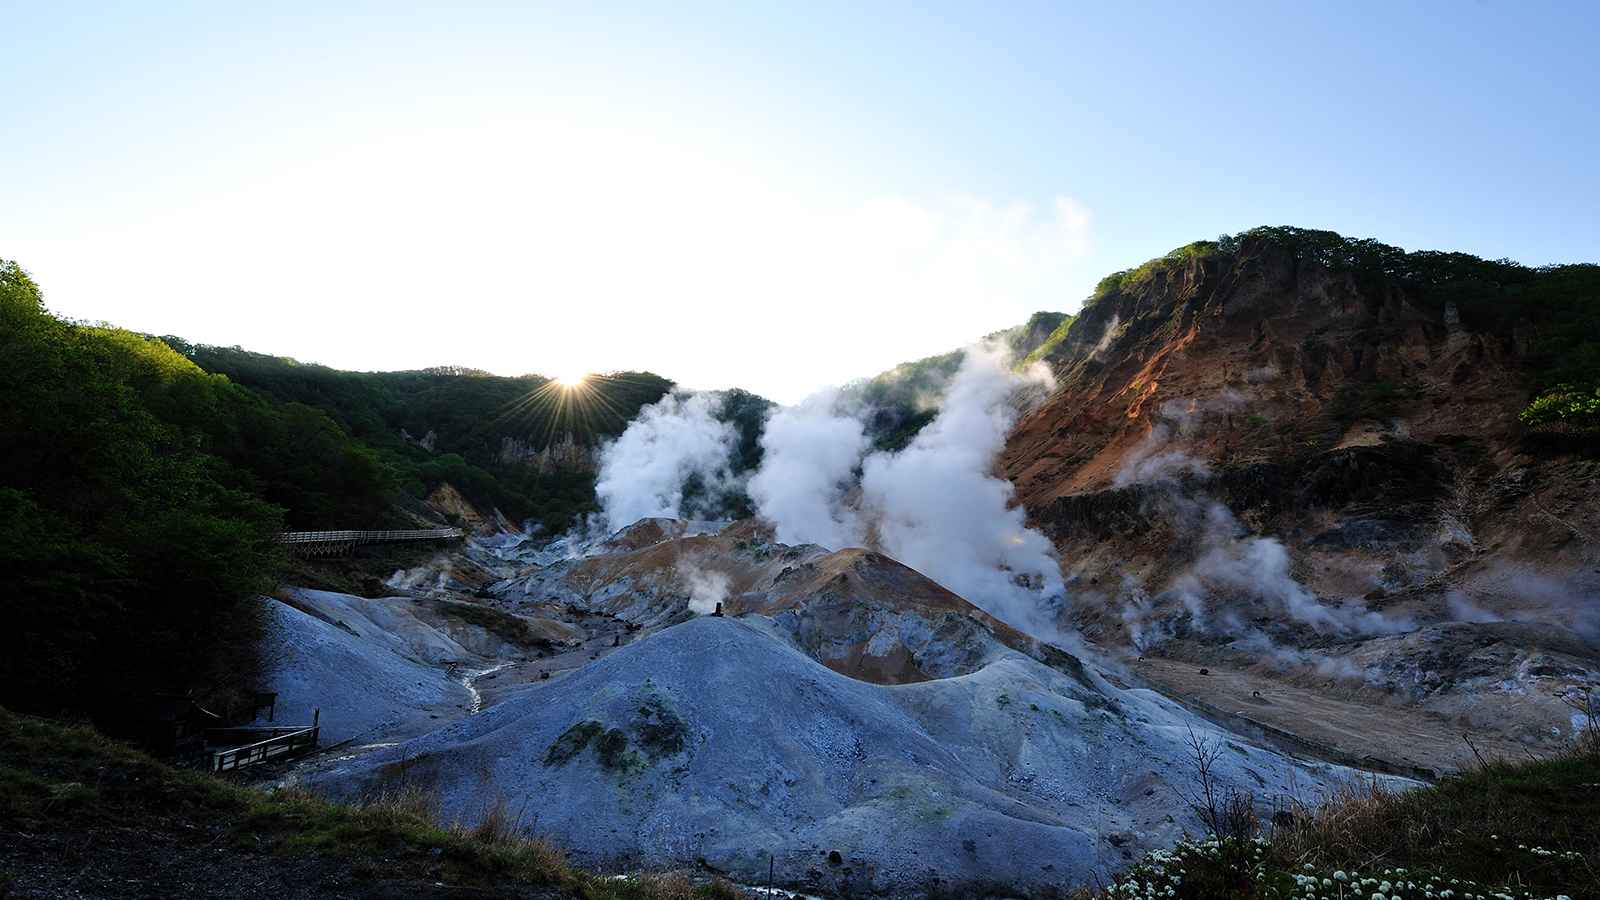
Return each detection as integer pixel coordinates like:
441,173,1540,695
1002,236,1599,774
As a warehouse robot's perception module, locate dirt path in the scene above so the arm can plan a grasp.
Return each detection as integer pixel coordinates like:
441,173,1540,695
1116,657,1528,779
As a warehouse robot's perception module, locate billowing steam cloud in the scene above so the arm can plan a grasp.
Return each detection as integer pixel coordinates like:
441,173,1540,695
1178,500,1412,635
594,391,735,531
857,345,1065,632
594,343,1071,635
749,344,1067,635
746,388,869,551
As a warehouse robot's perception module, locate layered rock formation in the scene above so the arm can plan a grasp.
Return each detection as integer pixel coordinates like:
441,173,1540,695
1002,236,1599,774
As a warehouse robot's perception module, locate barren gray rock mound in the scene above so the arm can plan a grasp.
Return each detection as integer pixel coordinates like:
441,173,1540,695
312,615,1352,898
263,591,472,746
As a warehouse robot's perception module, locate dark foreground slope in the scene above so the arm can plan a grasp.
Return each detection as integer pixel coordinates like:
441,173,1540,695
6,673,1595,900
0,707,759,900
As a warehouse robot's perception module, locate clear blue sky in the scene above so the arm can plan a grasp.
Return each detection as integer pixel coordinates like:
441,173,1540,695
4,1,1596,403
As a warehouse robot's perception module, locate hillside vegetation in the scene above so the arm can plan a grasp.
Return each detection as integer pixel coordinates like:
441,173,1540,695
0,260,411,718
175,343,678,533
1104,727,1600,900
0,258,768,717
177,345,782,529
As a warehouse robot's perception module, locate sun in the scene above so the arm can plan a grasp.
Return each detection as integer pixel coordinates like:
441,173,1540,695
555,372,588,389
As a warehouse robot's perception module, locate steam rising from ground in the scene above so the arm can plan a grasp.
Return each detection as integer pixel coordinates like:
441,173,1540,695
746,388,869,551
594,391,736,530
1114,395,1238,486
1446,592,1503,624
596,344,1069,635
1115,396,1413,642
680,563,732,616
751,344,1067,635
857,346,1065,633
1173,500,1412,636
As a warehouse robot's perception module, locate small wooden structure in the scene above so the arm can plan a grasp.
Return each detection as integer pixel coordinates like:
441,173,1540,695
136,694,226,763
250,691,278,723
204,712,321,773
135,693,321,773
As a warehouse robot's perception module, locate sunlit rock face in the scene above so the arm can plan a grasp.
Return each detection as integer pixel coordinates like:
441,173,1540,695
999,237,1600,773
499,431,601,473
311,615,1350,897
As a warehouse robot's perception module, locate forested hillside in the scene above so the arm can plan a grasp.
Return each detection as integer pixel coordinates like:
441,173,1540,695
0,259,747,717
0,260,399,717
174,344,681,532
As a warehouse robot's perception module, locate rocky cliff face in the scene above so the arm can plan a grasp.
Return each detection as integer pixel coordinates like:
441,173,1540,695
499,431,602,473
1006,236,1532,500
1003,237,1599,774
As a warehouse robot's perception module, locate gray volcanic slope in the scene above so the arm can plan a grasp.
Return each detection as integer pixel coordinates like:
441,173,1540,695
312,615,1357,897
264,591,471,745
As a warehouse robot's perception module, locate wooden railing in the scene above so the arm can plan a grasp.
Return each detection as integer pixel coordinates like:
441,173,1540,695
277,528,464,557
209,725,320,772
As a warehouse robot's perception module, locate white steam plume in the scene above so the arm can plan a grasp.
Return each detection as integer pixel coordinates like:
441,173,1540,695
598,343,1069,639
1089,314,1121,359
1183,501,1410,635
1446,592,1503,624
595,391,735,531
1116,396,1412,638
1114,394,1241,487
749,343,1067,637
860,344,1064,634
746,388,869,550
680,563,732,616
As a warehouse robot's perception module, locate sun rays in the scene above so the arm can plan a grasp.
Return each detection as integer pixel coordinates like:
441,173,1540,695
475,372,672,453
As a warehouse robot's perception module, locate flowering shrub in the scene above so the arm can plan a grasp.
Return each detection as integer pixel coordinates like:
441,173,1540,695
1102,836,1584,900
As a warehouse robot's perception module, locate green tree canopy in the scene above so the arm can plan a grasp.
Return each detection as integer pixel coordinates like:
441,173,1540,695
0,260,284,714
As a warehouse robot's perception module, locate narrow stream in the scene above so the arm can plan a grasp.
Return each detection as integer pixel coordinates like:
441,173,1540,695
320,741,398,765
458,662,512,714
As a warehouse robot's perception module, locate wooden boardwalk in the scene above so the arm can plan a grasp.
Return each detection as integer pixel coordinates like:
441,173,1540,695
277,527,464,557
207,725,321,772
